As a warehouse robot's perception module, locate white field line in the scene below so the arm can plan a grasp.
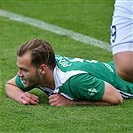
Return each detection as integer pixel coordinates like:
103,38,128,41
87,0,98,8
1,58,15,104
0,9,111,51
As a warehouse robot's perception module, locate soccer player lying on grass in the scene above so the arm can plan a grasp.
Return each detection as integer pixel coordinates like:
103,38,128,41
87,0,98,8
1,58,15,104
5,39,133,106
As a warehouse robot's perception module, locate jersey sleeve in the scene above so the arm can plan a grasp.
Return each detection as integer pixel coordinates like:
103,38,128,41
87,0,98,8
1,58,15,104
15,76,33,92
58,73,105,101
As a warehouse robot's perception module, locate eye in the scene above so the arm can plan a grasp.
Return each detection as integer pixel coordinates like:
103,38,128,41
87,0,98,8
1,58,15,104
19,68,28,72
22,69,28,72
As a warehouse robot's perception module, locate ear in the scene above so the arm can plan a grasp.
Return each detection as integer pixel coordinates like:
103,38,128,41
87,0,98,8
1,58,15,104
39,64,47,74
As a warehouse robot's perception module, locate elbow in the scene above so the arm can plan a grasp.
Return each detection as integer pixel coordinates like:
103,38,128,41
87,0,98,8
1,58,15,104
116,89,124,105
117,98,123,105
113,97,123,105
108,93,123,106
5,82,10,97
5,81,15,97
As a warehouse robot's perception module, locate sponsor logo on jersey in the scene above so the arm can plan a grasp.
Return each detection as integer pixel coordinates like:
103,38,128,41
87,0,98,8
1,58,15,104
88,88,97,96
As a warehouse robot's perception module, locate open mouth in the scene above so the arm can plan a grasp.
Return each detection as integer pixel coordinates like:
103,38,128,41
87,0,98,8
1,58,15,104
22,79,27,84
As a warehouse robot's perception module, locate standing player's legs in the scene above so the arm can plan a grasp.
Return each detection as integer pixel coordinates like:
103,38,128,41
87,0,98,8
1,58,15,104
111,0,133,83
114,52,133,82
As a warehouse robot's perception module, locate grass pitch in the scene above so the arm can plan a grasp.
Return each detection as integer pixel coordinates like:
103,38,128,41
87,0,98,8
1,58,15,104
0,0,133,132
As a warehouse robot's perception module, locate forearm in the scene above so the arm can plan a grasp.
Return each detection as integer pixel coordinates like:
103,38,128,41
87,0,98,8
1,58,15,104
5,83,39,105
5,83,24,103
70,100,112,106
5,77,39,105
49,94,113,106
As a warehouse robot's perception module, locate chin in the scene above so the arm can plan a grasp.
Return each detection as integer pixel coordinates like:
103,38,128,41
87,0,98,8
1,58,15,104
25,84,36,89
23,84,29,88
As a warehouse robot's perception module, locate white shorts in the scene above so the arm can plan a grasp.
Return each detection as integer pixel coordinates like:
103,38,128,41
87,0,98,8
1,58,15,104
110,0,133,54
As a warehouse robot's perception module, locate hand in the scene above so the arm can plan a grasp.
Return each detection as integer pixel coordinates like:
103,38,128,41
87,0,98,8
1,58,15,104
49,94,72,106
20,92,39,105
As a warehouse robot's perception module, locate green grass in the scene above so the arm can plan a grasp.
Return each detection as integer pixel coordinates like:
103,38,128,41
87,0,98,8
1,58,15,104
0,0,133,132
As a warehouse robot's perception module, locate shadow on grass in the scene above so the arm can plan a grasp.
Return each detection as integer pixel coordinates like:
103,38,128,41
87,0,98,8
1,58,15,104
30,88,49,105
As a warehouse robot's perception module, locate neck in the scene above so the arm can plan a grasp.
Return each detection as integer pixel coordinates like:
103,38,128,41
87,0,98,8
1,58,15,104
39,69,55,89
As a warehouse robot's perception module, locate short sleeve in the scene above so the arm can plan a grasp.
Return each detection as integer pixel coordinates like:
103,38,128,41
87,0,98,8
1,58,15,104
59,73,105,101
15,76,32,92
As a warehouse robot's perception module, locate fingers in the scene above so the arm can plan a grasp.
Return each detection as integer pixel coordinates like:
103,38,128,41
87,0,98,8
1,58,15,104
25,92,39,103
20,92,39,105
49,94,71,106
49,94,62,106
48,94,57,106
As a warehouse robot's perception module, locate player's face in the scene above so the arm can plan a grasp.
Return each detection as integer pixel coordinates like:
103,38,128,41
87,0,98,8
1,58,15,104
17,52,42,89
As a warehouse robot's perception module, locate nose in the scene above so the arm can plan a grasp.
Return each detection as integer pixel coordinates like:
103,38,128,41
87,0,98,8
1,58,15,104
17,70,23,77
